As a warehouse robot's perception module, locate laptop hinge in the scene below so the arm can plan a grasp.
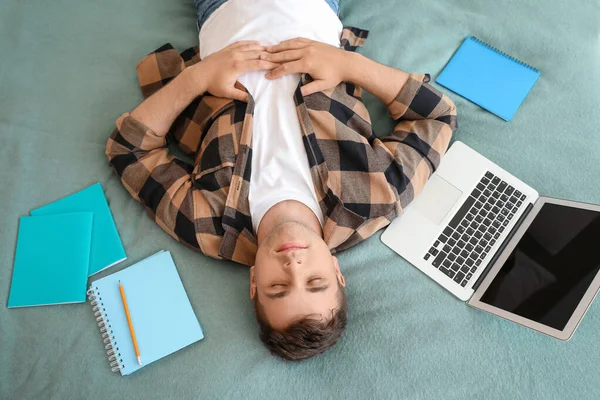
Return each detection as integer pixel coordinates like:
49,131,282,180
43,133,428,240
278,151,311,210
472,202,534,292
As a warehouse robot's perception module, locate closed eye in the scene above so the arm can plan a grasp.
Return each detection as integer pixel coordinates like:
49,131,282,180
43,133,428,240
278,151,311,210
266,290,289,299
307,285,329,293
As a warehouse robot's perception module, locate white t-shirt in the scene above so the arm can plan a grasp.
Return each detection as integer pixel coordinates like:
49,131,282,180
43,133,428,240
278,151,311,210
199,0,342,233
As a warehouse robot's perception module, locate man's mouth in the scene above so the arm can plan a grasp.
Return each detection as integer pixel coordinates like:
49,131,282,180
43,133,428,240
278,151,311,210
277,242,307,252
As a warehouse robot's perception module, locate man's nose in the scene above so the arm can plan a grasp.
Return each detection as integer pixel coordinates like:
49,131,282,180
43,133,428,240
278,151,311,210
283,252,304,266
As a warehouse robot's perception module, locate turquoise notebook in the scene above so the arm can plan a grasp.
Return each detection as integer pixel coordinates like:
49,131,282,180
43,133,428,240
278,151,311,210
8,213,93,308
87,251,203,375
436,36,540,121
31,183,126,276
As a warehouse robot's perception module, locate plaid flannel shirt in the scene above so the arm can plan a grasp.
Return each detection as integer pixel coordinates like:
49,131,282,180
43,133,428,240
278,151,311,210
106,27,457,266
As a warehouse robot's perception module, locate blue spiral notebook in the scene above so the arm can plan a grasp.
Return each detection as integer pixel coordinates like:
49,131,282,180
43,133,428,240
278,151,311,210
87,251,203,375
436,36,540,121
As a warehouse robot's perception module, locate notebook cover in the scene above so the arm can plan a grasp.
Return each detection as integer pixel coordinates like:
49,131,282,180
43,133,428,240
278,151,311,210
8,213,93,308
89,251,203,375
31,183,126,276
436,36,540,121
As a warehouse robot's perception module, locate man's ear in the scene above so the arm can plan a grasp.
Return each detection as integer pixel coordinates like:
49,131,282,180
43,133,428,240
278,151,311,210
250,265,257,300
333,256,345,288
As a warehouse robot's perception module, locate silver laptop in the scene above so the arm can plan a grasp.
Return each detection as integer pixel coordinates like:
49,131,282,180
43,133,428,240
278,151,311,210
381,141,600,340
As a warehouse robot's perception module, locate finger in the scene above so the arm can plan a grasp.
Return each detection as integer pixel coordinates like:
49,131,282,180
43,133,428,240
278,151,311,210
266,38,310,53
265,61,305,79
234,44,267,52
238,50,271,60
227,40,261,49
237,59,281,73
262,49,304,63
223,88,249,102
301,80,332,96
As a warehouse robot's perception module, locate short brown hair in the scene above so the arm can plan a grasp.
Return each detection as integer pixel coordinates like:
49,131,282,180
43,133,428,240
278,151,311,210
254,285,347,361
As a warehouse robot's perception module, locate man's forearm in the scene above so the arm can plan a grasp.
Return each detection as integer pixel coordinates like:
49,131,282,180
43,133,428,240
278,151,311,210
130,67,205,137
343,52,409,105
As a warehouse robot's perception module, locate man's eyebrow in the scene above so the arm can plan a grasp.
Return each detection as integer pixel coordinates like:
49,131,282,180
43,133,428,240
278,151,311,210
266,291,290,299
307,285,329,293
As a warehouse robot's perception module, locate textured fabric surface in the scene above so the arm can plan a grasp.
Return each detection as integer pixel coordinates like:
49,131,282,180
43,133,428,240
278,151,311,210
1,0,599,399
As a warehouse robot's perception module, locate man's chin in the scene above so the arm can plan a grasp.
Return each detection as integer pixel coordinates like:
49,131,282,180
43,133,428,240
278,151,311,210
263,220,315,249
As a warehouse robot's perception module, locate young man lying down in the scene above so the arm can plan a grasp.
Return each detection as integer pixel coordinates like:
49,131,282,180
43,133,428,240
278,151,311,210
106,0,457,360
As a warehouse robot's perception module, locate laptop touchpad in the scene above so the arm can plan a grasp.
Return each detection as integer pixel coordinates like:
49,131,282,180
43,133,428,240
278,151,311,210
412,175,463,225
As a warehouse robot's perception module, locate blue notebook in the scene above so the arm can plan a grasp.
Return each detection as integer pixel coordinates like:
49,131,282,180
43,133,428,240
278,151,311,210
31,183,126,276
87,251,203,375
436,36,540,121
8,213,93,308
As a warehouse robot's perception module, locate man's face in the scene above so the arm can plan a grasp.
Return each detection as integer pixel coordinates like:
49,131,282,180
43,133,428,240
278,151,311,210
251,221,345,330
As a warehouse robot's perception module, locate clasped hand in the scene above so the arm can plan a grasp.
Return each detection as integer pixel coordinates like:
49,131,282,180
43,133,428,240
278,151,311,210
189,38,350,101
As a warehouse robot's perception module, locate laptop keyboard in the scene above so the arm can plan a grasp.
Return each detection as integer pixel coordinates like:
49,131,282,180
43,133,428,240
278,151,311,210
423,171,526,288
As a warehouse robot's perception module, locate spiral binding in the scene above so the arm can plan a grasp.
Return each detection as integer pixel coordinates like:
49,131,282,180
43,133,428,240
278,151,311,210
470,36,539,72
87,287,124,373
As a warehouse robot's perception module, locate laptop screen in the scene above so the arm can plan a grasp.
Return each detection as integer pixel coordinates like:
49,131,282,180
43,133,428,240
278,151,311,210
480,202,600,330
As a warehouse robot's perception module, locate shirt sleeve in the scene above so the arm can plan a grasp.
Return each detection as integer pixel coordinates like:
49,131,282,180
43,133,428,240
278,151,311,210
105,113,202,251
378,73,457,207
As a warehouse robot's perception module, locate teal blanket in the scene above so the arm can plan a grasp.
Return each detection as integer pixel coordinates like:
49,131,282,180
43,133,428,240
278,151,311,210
2,0,599,399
